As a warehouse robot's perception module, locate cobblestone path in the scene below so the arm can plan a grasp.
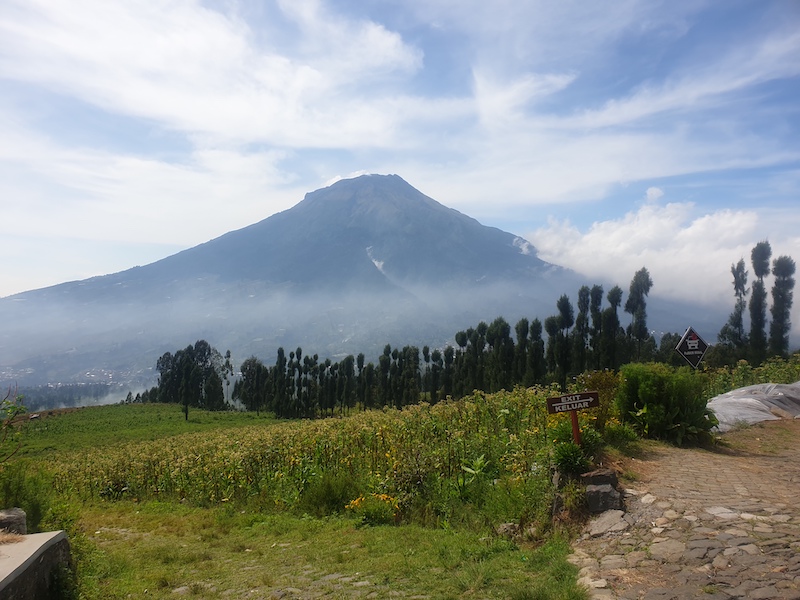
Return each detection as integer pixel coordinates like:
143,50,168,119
570,420,800,600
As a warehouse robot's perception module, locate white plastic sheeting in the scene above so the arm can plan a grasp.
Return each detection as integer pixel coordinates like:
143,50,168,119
707,382,800,432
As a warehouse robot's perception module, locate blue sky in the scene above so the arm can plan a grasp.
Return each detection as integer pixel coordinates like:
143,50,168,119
1,1,799,339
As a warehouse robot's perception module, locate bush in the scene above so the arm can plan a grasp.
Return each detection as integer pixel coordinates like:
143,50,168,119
617,363,717,446
552,442,589,477
296,471,363,517
602,421,638,449
0,463,52,532
574,370,621,432
345,493,398,526
550,419,603,464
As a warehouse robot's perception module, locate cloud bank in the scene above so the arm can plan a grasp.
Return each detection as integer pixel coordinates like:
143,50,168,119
0,1,798,304
529,194,800,340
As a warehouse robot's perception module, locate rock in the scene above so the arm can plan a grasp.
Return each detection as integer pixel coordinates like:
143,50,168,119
705,506,738,520
581,468,619,488
588,510,628,537
0,507,26,534
740,544,761,555
586,483,623,513
712,554,729,569
648,539,686,562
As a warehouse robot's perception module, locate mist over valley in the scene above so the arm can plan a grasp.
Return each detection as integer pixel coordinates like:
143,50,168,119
1,175,725,407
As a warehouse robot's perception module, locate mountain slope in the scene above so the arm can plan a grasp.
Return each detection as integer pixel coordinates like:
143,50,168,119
125,173,552,290
0,174,575,386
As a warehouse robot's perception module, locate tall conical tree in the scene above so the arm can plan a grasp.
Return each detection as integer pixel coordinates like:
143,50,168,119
768,255,796,357
749,241,772,364
513,318,529,385
718,258,749,355
624,267,653,360
572,285,590,374
527,318,545,385
589,284,604,369
601,285,623,370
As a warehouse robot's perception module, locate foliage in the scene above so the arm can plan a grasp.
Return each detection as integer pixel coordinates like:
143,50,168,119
624,267,653,360
601,421,638,450
346,492,399,526
617,363,718,446
155,340,229,419
297,471,364,517
749,241,772,364
48,388,590,533
197,267,668,419
769,255,796,357
719,258,749,355
573,370,621,432
718,242,796,366
702,353,800,398
0,463,52,531
0,386,26,466
552,442,589,476
22,392,605,598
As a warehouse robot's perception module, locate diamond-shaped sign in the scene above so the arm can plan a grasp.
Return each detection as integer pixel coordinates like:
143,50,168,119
675,327,708,369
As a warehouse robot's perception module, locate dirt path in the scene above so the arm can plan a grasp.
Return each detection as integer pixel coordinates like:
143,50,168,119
570,419,800,599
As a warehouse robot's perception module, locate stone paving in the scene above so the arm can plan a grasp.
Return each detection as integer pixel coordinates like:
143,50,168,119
569,422,800,600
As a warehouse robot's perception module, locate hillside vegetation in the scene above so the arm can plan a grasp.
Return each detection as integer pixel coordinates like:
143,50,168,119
2,354,799,598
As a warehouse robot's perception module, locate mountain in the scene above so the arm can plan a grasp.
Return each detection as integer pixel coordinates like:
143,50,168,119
0,174,579,388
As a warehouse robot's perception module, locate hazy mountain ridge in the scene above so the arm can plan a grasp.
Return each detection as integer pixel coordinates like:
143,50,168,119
0,174,708,389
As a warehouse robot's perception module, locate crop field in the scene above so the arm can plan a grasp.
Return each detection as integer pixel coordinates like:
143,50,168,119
3,386,608,599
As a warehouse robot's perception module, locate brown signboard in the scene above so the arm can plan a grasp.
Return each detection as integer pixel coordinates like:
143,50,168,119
546,391,600,414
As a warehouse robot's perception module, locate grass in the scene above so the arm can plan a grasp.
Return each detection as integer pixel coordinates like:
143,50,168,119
17,403,275,458
716,418,800,456
75,500,587,599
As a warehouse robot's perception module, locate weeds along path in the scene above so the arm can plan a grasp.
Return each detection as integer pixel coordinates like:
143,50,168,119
571,419,800,600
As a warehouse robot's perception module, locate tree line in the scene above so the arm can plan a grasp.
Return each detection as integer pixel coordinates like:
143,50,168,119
134,267,688,417
134,253,795,418
715,240,796,366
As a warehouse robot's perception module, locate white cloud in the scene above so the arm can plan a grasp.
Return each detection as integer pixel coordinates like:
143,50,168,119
528,203,800,341
565,27,800,131
472,70,576,129
645,187,664,203
0,114,303,245
0,0,426,148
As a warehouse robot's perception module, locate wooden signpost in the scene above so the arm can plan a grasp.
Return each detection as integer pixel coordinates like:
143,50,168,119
546,391,600,445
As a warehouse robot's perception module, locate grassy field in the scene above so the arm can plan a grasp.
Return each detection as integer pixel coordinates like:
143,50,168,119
3,394,596,599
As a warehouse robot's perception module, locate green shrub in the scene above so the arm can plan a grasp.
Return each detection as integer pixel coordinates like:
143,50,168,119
756,353,800,384
549,419,603,463
703,353,800,398
345,493,398,526
602,421,638,449
0,463,52,532
573,370,621,432
617,363,717,446
553,442,589,476
296,471,363,517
